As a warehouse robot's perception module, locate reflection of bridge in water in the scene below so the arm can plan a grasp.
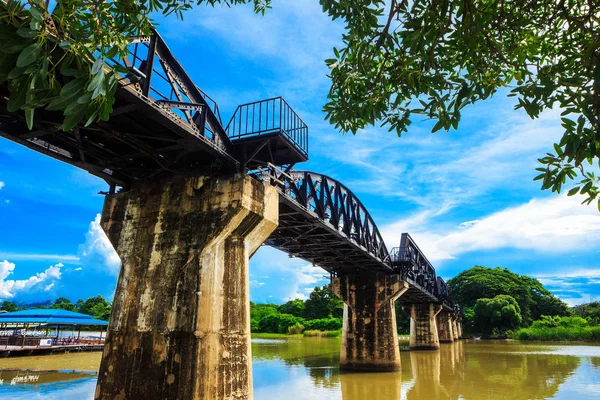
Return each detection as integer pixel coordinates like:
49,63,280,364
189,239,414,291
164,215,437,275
252,339,584,400
0,27,463,400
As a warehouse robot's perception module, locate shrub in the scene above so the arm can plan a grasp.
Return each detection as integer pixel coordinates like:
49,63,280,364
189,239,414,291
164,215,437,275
303,329,341,337
287,323,305,335
258,313,304,334
304,318,342,331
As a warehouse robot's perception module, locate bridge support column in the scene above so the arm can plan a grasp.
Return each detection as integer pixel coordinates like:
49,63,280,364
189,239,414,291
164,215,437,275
95,173,278,400
452,316,460,340
436,310,455,343
332,273,409,372
409,303,442,350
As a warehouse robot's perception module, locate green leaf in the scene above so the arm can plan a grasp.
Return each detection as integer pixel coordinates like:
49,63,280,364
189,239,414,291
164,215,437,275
16,43,41,68
0,40,30,54
567,187,579,196
431,120,444,133
16,28,37,39
7,79,27,112
28,6,44,22
24,108,34,130
60,105,88,131
91,58,103,75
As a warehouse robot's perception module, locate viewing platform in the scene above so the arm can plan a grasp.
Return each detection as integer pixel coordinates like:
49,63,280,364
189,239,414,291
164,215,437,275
226,97,309,169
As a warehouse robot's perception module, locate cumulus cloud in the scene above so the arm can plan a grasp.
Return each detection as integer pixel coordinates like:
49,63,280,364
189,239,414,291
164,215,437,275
249,247,329,303
0,260,63,299
78,214,120,275
381,195,600,262
0,181,4,190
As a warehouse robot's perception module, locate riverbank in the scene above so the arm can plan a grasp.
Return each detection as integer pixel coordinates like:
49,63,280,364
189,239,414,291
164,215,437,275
252,331,341,339
514,326,600,342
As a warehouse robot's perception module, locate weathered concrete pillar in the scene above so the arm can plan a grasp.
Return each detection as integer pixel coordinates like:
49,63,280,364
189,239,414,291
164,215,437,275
451,316,460,340
409,303,442,350
436,310,455,343
332,273,409,372
95,173,278,400
457,318,463,338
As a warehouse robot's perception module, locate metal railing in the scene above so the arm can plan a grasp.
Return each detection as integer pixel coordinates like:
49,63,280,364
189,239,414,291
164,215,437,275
225,97,308,157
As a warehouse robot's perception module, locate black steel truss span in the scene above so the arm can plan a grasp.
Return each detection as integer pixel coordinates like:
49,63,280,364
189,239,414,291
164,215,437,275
265,170,391,273
0,30,239,187
264,170,459,312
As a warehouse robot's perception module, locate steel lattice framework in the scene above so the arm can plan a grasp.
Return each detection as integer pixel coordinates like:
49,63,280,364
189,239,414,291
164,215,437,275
0,27,459,313
264,170,457,310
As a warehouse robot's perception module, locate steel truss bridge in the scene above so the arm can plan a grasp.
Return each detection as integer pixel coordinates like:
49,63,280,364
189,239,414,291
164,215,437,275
0,30,458,312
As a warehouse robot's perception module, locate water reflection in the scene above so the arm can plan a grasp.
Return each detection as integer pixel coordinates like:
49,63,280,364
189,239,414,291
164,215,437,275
0,369,96,399
340,372,402,399
404,341,586,400
0,339,599,399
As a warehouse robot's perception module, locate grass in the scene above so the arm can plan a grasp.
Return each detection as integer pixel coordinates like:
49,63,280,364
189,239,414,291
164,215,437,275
303,329,341,337
251,332,303,339
514,326,600,342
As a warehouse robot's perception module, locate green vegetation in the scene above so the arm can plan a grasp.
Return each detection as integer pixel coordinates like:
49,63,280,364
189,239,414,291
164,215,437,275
250,285,343,336
1,295,112,321
1,1,598,207
303,330,341,338
473,295,522,336
514,316,600,342
448,266,571,332
448,266,599,342
573,301,600,326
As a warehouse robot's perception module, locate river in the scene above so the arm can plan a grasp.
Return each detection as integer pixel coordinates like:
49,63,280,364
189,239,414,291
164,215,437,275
0,338,599,399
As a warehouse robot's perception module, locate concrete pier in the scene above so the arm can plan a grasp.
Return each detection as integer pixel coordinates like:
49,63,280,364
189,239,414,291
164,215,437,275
95,173,278,400
332,273,409,371
409,303,442,350
436,310,455,343
452,316,460,340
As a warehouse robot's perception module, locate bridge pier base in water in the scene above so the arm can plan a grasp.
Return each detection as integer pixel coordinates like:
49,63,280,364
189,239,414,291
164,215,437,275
332,273,409,372
409,303,442,350
436,310,455,343
94,173,278,400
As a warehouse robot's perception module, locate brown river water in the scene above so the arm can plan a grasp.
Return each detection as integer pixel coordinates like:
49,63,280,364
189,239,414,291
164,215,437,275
0,337,599,399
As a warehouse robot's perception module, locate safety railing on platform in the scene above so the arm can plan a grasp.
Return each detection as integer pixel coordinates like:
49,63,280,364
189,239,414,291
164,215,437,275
104,30,231,152
225,97,308,158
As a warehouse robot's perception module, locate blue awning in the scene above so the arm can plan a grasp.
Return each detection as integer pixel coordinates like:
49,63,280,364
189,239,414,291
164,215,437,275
0,309,109,326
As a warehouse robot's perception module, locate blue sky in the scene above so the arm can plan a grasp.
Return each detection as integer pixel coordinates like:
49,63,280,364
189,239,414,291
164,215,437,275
1,1,599,307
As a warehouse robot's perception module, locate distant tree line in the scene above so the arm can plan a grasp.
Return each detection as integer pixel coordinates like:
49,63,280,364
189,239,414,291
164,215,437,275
447,266,599,340
251,286,343,334
1,295,112,321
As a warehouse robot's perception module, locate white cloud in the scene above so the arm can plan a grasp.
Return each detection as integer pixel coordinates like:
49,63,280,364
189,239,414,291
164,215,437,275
0,260,63,299
74,267,83,271
44,283,55,292
78,214,121,275
249,247,329,303
0,252,79,263
0,181,4,190
381,194,600,262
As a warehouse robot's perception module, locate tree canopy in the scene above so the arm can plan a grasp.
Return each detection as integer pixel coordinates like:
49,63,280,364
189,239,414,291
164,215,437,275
473,294,522,335
0,0,598,207
447,266,571,326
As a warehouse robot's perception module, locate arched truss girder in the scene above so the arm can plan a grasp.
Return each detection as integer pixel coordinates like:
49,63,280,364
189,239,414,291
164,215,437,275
266,170,460,314
279,170,389,264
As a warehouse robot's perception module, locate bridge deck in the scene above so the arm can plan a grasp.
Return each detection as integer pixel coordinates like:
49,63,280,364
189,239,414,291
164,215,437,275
0,28,458,313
